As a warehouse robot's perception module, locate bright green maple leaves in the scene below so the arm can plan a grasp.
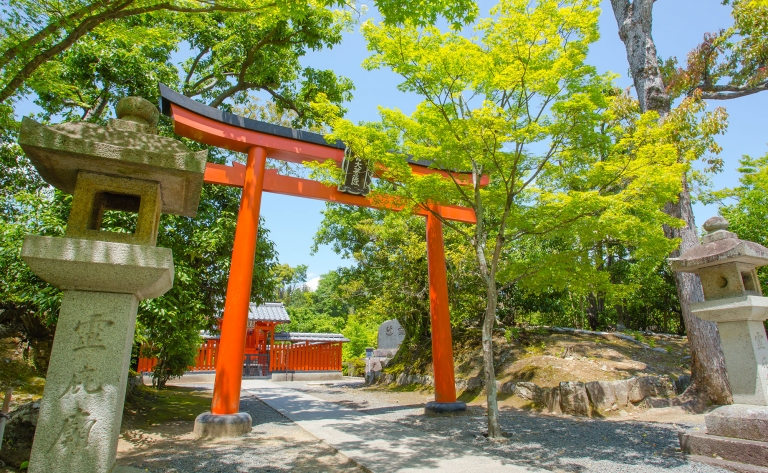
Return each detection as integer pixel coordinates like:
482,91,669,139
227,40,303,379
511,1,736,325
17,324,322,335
317,0,700,293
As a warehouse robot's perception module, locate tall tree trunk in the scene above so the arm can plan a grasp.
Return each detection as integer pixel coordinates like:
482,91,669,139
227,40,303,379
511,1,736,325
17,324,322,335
610,0,732,405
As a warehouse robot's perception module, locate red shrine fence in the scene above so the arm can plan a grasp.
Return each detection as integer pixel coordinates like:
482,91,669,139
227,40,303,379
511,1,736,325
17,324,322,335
269,341,343,372
137,339,343,374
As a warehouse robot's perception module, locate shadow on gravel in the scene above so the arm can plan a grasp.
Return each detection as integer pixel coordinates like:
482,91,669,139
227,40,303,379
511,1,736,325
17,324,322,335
119,434,361,473
401,409,697,472
118,397,363,473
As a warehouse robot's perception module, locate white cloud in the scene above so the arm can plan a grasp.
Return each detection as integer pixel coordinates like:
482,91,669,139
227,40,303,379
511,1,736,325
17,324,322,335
305,276,320,292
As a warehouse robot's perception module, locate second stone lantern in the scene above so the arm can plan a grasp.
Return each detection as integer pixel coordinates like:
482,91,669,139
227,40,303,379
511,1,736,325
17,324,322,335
670,216,768,471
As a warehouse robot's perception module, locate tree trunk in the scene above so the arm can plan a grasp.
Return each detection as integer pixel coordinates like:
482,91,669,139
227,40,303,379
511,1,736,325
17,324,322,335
610,0,732,405
481,284,502,437
664,177,732,404
475,243,503,438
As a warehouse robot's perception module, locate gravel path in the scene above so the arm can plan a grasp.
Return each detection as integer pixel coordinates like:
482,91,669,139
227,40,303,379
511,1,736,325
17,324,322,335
117,393,364,473
280,380,730,473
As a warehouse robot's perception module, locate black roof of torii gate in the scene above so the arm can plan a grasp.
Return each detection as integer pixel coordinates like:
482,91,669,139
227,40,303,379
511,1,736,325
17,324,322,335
158,84,436,169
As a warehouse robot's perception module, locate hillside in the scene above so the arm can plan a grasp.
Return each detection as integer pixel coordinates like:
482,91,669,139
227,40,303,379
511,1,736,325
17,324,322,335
374,326,694,417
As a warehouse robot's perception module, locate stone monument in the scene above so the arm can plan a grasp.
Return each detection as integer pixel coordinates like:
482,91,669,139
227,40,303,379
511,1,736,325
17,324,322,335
670,216,768,471
365,319,406,376
18,97,206,473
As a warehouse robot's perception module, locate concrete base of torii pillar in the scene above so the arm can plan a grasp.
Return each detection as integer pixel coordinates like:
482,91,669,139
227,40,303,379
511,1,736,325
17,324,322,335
22,236,173,473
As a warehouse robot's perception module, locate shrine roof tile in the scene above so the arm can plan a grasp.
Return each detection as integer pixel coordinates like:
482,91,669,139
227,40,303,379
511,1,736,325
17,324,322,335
274,332,349,343
248,302,291,322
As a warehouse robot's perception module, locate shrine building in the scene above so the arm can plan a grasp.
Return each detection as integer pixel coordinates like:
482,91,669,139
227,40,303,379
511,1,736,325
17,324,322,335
137,302,348,380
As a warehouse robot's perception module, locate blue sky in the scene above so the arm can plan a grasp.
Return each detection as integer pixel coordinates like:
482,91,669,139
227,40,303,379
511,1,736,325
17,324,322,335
14,1,768,290
277,0,768,288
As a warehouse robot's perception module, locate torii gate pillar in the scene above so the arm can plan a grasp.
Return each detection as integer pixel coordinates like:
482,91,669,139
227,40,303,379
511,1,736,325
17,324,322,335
425,208,466,414
194,146,267,437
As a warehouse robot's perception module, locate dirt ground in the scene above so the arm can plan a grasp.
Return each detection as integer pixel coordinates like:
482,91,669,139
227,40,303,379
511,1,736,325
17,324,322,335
453,330,691,389
115,386,364,473
113,379,712,473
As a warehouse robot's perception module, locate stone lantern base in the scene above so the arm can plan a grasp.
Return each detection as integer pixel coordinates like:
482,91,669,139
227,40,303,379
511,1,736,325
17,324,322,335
22,236,173,473
680,404,768,472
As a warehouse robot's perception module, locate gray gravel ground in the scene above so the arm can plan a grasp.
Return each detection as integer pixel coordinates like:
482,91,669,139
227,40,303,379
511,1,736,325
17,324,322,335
115,379,735,473
282,380,732,473
117,394,364,473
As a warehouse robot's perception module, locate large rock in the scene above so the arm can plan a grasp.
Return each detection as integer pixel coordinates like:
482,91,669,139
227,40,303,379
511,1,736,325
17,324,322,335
612,379,631,407
514,382,539,401
0,402,40,468
466,376,484,391
499,381,516,394
559,381,591,416
585,381,618,411
639,376,675,398
540,387,562,414
627,377,644,403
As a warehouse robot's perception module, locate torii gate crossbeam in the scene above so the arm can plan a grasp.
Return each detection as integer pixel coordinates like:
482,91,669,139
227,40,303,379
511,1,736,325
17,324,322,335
159,85,476,425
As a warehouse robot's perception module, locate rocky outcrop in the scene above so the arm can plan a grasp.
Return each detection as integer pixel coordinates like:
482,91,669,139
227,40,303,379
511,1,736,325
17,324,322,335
367,371,677,418
559,381,591,416
0,402,39,468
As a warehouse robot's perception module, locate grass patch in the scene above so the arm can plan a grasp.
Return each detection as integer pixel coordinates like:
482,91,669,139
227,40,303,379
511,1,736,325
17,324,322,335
123,385,211,428
0,338,46,409
386,383,426,392
457,388,482,403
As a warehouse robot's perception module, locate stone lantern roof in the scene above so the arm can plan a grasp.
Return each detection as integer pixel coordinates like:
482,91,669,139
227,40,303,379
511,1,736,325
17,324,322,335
670,216,768,301
670,216,768,273
18,96,207,217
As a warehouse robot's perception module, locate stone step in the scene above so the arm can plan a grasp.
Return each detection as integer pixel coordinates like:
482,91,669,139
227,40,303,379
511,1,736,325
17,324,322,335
706,405,768,442
686,455,768,473
680,431,768,468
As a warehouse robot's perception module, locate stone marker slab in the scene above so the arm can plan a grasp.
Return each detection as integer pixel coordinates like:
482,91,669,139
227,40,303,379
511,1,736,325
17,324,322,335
28,291,140,473
23,237,174,473
377,319,406,350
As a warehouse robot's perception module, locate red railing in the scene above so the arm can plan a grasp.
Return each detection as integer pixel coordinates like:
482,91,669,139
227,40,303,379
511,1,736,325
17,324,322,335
138,339,343,373
269,341,343,372
137,339,219,373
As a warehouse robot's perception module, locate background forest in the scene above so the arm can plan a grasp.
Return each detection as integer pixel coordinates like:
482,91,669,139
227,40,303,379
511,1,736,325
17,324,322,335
1,0,768,412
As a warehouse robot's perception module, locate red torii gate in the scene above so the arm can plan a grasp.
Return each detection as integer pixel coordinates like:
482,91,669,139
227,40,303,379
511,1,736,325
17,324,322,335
159,85,482,427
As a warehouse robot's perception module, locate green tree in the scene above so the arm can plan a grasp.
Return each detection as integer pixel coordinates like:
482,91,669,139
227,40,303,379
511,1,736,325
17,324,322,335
0,0,480,129
608,0,768,404
716,153,768,278
139,164,279,387
662,0,768,101
271,263,309,303
315,0,697,437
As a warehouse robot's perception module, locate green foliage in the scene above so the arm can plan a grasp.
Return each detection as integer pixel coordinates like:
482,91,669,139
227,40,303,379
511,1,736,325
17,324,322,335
140,148,279,387
713,153,768,335
0,0,479,125
662,0,768,101
307,0,724,437
0,140,67,339
312,205,483,344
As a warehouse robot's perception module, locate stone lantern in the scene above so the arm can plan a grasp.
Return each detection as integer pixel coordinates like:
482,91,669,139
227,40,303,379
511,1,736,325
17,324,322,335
670,216,768,471
18,97,206,473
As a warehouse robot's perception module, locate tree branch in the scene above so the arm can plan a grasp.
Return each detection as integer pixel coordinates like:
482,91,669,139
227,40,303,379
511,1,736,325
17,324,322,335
184,46,210,93
0,1,277,103
695,82,768,100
